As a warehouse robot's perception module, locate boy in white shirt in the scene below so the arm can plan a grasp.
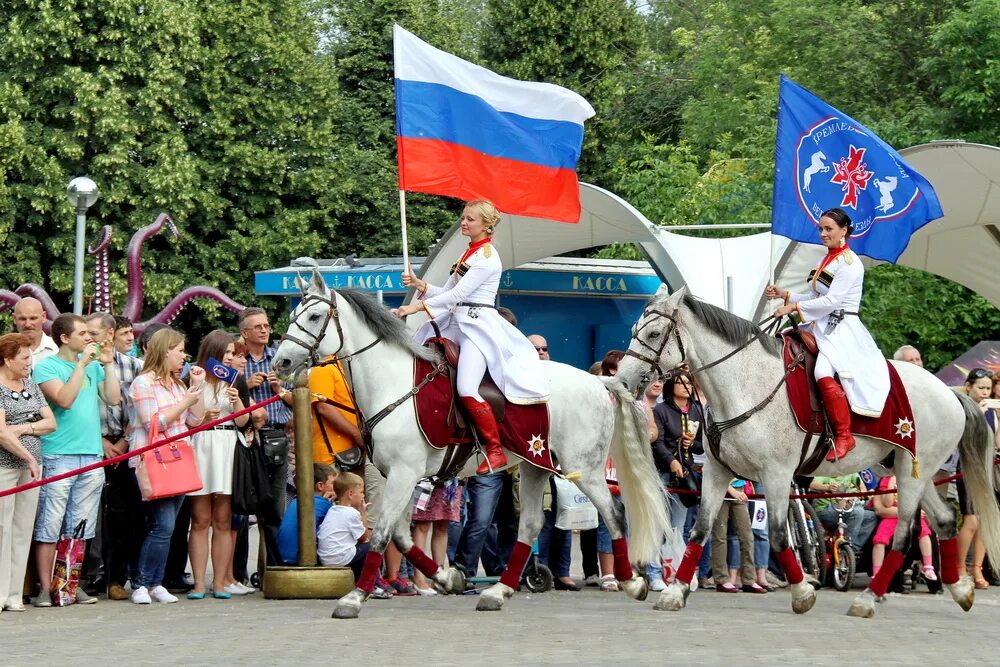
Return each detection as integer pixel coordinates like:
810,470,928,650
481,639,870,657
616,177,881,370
317,472,371,579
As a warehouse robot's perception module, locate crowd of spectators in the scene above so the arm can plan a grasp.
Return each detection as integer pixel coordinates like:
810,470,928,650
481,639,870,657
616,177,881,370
0,297,997,613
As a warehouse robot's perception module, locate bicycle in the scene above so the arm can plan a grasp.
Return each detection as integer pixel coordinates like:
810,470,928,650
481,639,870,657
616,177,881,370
822,504,856,591
786,482,826,586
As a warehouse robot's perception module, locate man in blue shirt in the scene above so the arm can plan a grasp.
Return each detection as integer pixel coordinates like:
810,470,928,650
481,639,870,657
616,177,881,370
32,313,120,606
240,307,293,565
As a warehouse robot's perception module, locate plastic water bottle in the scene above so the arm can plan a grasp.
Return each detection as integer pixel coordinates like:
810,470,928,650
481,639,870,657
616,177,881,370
806,515,815,534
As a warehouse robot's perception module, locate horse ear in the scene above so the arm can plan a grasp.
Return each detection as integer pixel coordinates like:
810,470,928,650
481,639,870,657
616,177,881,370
294,276,309,294
310,269,328,294
665,285,687,306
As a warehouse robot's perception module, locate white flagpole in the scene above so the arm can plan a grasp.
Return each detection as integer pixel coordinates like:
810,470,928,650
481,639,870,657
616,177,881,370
399,189,410,273
769,228,776,289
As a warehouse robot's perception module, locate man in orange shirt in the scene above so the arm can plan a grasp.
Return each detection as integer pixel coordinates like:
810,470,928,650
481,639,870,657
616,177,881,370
307,357,361,466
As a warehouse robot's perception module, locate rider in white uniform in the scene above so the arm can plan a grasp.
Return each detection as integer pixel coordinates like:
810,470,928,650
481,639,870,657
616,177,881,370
767,207,889,461
395,200,549,474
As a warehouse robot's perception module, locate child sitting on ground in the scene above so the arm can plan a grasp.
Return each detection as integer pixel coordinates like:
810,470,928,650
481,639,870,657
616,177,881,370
317,472,371,579
872,474,937,581
277,463,338,565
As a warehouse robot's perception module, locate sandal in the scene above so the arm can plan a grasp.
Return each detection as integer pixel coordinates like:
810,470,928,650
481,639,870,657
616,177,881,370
971,566,989,589
598,575,619,592
921,565,938,582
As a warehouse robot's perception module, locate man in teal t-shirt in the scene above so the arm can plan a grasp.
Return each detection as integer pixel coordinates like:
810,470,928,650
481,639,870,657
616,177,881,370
31,313,120,606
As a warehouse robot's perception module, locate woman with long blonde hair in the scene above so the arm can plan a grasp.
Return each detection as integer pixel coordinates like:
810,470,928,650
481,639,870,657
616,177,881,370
127,328,206,604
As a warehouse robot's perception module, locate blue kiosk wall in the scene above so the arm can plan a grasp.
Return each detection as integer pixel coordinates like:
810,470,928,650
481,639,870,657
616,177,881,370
255,258,661,371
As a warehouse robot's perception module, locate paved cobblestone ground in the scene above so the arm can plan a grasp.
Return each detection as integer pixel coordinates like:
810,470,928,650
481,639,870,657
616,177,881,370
5,582,998,665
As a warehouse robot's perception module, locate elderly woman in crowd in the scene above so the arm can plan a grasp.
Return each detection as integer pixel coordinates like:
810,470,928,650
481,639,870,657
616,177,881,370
0,333,56,612
128,328,205,604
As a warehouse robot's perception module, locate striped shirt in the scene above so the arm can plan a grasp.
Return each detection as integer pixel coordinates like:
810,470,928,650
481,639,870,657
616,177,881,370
127,373,202,466
245,344,292,427
100,351,145,438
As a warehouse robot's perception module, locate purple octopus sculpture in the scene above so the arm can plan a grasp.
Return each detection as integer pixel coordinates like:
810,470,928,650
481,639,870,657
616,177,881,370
0,212,245,333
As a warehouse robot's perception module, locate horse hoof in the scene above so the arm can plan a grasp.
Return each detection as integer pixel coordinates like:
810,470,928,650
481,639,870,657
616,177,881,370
653,583,687,611
948,577,975,612
622,575,648,601
476,583,512,612
433,567,466,596
332,589,365,619
846,590,876,618
790,582,816,614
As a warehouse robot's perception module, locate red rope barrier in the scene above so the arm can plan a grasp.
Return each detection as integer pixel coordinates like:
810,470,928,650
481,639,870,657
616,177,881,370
0,395,281,500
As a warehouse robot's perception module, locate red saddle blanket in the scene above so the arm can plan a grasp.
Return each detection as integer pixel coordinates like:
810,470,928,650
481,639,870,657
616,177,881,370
783,341,917,458
412,358,557,474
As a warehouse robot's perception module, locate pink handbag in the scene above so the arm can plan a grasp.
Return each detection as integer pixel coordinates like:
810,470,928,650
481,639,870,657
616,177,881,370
136,412,203,500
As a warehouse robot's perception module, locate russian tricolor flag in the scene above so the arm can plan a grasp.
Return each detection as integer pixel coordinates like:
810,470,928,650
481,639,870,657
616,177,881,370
393,25,595,223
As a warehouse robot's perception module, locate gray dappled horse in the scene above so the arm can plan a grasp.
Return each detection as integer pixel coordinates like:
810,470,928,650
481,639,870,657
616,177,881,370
615,288,1000,618
272,271,669,618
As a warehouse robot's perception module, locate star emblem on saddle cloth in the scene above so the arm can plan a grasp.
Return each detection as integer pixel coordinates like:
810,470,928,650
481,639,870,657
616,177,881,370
894,417,915,439
527,435,546,458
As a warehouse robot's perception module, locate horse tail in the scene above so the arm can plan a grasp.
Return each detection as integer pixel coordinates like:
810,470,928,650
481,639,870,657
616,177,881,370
602,376,669,567
955,391,1000,565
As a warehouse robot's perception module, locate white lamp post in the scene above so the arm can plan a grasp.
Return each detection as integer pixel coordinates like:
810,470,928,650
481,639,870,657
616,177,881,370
66,177,99,315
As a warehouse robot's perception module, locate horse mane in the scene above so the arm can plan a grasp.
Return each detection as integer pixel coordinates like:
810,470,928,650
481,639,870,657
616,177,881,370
334,289,440,362
680,293,781,357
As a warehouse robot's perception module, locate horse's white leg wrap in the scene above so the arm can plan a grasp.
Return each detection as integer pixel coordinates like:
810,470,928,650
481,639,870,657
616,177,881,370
332,588,367,619
476,582,514,612
947,576,975,612
653,581,689,611
790,581,816,614
846,589,878,618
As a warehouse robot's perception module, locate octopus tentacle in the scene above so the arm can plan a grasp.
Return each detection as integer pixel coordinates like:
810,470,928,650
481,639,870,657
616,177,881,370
123,213,180,322
134,287,245,335
88,225,113,313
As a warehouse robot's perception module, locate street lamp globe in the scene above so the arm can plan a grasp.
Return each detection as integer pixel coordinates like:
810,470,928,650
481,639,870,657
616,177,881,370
67,176,99,211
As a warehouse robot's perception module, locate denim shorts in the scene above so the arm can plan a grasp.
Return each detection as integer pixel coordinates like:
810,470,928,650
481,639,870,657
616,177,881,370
33,455,104,542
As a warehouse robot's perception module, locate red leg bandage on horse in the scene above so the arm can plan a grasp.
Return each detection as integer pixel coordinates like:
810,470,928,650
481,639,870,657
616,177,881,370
675,542,705,586
939,538,960,585
868,550,905,597
775,547,804,585
405,545,440,579
355,550,384,593
499,541,532,590
611,537,634,582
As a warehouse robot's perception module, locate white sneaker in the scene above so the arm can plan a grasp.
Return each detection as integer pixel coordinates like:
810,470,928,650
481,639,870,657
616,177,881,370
649,577,667,592
131,586,151,604
225,583,250,596
148,586,178,603
234,582,255,594
416,587,438,596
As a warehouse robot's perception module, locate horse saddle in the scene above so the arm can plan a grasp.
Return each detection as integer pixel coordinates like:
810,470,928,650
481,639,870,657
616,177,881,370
424,336,505,422
414,338,556,475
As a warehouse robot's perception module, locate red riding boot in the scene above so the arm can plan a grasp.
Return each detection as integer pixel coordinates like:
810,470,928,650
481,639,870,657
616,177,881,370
818,377,856,461
460,397,507,475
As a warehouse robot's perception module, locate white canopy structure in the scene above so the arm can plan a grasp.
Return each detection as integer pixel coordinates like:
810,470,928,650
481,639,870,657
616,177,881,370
410,141,1000,320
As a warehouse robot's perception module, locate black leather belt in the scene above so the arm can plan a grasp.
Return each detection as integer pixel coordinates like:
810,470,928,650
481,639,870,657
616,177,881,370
210,424,236,431
457,302,496,309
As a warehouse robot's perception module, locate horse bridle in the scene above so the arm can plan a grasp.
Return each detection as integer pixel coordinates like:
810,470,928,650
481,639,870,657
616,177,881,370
280,289,386,369
624,305,689,385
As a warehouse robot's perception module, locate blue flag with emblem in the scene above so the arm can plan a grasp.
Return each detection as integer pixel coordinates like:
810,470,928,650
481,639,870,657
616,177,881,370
771,75,943,263
206,356,240,385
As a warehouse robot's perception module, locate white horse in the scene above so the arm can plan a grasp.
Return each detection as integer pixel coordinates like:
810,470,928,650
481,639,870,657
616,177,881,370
272,271,669,618
802,151,829,193
615,288,1000,618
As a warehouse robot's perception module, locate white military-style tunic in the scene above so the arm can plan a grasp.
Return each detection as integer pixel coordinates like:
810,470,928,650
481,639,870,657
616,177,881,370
788,246,889,417
414,240,549,405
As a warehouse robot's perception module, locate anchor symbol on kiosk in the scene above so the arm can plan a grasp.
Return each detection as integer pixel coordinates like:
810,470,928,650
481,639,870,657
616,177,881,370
502,272,514,288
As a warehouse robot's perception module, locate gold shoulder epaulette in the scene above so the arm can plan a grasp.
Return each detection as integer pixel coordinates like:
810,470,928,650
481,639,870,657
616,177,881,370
483,244,492,258
843,249,856,265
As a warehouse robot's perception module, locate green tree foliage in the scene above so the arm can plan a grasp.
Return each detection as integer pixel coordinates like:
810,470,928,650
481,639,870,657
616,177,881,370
481,0,642,184
863,265,1000,372
0,0,352,331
